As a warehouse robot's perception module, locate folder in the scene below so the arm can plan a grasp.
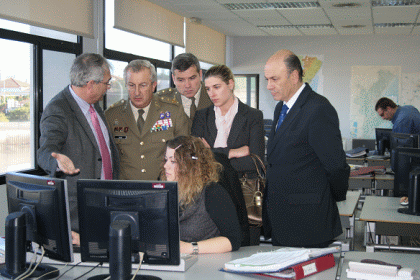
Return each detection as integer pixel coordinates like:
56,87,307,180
256,253,336,280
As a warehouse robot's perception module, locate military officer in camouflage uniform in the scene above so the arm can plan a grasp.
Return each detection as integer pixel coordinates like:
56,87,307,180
105,59,189,180
157,53,212,131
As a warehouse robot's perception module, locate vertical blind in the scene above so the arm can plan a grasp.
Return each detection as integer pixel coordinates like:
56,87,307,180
114,0,185,47
0,0,94,38
186,20,226,65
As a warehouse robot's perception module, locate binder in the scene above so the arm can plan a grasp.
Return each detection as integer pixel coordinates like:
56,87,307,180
256,253,336,280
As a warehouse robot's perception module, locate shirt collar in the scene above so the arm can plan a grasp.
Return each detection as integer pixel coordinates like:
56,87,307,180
391,106,400,124
130,99,151,120
180,84,202,106
69,85,91,116
284,83,306,112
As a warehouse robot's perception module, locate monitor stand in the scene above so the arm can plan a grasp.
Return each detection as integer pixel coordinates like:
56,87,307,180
0,212,59,279
88,221,162,280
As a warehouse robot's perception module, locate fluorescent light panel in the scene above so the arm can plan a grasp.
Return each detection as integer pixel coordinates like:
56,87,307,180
372,0,420,6
224,2,320,10
258,24,334,29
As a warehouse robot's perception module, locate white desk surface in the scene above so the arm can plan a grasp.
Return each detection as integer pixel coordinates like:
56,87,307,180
359,196,420,224
340,251,420,280
337,191,361,217
16,246,339,280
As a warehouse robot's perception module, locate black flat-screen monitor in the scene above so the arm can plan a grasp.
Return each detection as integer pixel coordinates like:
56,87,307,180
390,132,419,150
0,172,73,279
352,138,376,151
393,148,420,208
77,179,179,277
375,128,392,155
391,133,420,172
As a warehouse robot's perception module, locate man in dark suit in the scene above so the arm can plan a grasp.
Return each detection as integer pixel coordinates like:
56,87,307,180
263,49,349,248
38,53,120,239
157,53,212,131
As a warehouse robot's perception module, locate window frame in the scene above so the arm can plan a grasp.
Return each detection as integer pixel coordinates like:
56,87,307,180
0,28,82,185
234,74,260,109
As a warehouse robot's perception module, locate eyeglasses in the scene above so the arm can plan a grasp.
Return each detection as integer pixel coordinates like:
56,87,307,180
98,79,113,87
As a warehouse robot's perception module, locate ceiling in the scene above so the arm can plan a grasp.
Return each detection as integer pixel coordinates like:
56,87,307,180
146,0,420,36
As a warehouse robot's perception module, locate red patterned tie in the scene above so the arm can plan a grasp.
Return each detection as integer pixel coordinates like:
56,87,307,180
89,105,112,179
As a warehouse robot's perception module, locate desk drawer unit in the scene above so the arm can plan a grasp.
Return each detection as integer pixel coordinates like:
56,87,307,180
375,179,394,190
349,177,372,190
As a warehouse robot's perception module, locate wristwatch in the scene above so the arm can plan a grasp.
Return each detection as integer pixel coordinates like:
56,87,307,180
191,242,199,255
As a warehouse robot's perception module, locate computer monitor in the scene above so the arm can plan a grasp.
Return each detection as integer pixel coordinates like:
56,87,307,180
0,172,73,279
77,179,179,280
352,138,376,151
375,128,392,155
392,148,420,214
390,132,419,151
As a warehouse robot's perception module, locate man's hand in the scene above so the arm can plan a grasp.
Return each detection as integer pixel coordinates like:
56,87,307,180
52,152,80,175
71,231,80,246
200,138,211,148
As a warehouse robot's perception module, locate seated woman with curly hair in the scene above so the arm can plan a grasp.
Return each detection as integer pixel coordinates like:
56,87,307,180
161,135,242,254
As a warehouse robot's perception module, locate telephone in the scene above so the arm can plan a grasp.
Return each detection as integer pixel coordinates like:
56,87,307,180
347,261,420,280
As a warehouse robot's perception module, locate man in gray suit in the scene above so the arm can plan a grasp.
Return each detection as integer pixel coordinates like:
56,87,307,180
157,53,212,131
38,53,120,240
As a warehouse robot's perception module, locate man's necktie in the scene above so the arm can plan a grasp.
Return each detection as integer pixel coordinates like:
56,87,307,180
190,97,196,119
89,105,112,180
276,104,289,132
137,109,145,133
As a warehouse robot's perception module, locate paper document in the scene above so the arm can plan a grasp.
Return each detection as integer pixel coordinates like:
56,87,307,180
224,246,339,273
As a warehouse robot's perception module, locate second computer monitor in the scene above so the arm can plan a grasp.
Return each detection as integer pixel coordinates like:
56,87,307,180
375,128,392,155
390,132,419,150
77,179,180,266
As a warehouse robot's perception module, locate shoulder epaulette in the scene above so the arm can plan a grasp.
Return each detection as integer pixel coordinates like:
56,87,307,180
107,99,126,109
158,95,180,106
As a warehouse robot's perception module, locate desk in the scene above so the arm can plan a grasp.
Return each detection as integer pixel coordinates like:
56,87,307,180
374,174,394,196
8,247,339,280
339,251,420,279
348,176,373,191
367,158,391,169
337,191,361,251
359,196,420,252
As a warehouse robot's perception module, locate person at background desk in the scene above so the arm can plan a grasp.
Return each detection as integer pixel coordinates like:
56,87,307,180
105,59,188,181
263,49,350,248
375,97,420,134
38,53,120,244
191,64,265,177
157,53,212,131
161,135,242,254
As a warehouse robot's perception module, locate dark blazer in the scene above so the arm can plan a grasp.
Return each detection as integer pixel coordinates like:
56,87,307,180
191,100,265,174
213,152,250,246
38,86,120,232
263,84,349,247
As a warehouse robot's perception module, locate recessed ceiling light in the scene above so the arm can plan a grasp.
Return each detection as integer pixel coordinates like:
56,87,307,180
332,3,362,8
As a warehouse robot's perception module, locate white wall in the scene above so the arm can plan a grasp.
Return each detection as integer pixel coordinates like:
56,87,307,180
226,34,420,148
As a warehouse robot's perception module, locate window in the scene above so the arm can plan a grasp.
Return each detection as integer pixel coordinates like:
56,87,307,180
0,39,33,174
0,22,81,184
234,74,259,109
